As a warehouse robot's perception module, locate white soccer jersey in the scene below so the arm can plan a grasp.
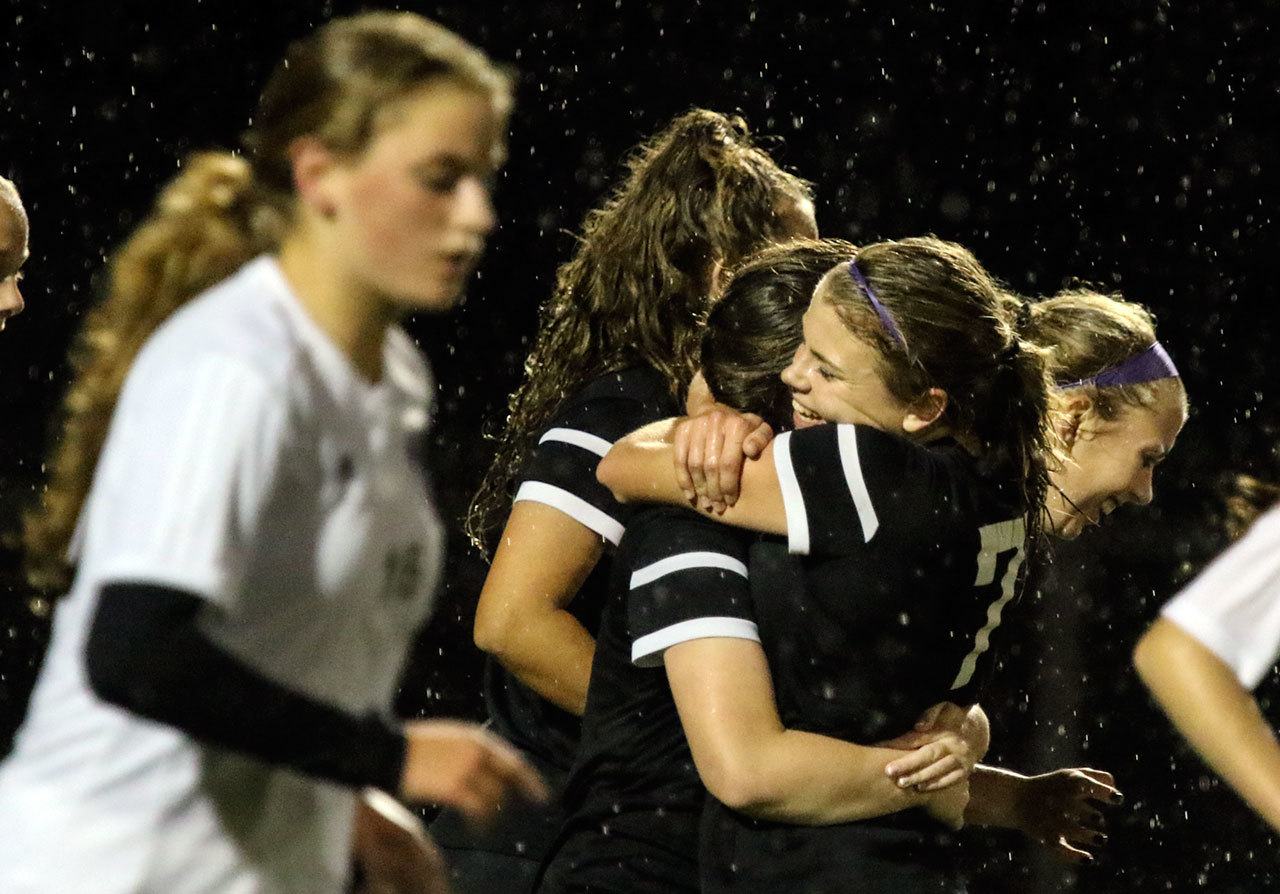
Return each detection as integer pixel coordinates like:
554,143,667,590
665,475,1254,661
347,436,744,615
0,256,445,894
1162,505,1280,690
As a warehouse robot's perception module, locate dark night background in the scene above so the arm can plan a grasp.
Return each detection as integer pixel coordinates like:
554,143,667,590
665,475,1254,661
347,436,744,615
2,1,1278,890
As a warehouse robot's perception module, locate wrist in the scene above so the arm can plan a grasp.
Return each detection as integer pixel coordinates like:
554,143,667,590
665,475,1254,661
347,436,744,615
380,724,409,796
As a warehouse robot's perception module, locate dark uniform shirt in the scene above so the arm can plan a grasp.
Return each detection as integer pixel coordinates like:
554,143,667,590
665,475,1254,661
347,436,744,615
757,423,1027,744
540,506,757,893
484,367,677,772
701,423,1028,894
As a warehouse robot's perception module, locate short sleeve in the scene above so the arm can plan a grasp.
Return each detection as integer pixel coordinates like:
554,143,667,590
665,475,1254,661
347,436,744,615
85,355,290,607
773,424,918,557
625,512,757,668
514,396,661,546
1161,506,1280,690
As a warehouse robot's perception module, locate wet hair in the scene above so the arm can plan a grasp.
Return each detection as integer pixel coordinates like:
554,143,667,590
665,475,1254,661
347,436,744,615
1023,287,1186,421
816,236,1055,543
701,238,857,431
0,175,26,241
23,12,512,593
466,109,813,552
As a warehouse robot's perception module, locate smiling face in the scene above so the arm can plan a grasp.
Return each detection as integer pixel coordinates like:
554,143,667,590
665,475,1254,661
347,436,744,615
1046,379,1187,539
780,291,918,432
322,79,504,312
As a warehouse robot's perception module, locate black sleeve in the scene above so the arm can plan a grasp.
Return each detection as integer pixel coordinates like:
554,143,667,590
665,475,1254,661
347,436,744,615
514,394,667,546
772,424,933,558
624,510,757,668
86,582,407,792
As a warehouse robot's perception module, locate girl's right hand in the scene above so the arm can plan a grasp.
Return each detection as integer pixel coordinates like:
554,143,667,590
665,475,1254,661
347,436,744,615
881,730,974,792
880,702,984,792
398,720,548,823
673,406,774,513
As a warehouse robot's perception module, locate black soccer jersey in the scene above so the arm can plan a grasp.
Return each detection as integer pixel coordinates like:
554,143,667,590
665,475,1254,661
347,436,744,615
484,366,677,772
541,506,758,893
760,423,1028,744
700,423,1024,894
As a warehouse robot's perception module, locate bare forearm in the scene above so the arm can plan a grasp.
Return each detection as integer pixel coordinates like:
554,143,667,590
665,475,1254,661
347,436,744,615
1136,618,1280,832
966,764,1027,828
728,730,928,825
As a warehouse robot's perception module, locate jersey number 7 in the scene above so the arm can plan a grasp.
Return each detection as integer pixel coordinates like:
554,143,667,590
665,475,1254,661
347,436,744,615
950,517,1027,690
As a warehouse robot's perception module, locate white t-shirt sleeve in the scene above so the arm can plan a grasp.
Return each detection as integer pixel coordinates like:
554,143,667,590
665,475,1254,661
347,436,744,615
86,354,289,608
1161,506,1280,689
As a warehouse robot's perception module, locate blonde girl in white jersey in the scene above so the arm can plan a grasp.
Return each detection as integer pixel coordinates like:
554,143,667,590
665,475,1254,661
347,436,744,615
3,13,542,894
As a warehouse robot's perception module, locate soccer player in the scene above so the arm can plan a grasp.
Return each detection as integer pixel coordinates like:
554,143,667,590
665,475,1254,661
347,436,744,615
548,236,1049,893
0,14,542,894
437,110,817,892
0,175,28,331
1134,485,1280,833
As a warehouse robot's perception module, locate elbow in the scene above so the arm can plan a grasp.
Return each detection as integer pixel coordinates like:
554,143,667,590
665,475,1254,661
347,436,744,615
697,751,776,814
594,452,630,504
472,602,513,658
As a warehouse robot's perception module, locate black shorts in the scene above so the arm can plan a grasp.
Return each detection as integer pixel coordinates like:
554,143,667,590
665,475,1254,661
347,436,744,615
536,819,699,894
429,753,568,894
700,801,966,894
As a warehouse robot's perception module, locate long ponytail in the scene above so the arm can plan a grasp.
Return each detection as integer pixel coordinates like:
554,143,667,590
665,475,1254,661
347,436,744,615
23,153,282,592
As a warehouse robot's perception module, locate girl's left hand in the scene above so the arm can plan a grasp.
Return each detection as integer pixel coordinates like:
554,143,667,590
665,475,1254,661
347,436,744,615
1009,768,1122,863
352,789,450,894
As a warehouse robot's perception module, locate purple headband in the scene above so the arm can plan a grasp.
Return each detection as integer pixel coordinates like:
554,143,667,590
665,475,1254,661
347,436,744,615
848,260,907,349
1056,342,1180,391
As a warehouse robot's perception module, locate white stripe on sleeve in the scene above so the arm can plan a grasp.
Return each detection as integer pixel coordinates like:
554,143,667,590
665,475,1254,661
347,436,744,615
772,431,810,555
837,425,879,542
514,481,625,545
629,551,749,589
632,617,761,667
538,427,613,458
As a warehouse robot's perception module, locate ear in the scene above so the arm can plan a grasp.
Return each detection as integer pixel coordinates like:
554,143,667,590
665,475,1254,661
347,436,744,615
287,136,340,219
1052,391,1092,449
902,388,948,433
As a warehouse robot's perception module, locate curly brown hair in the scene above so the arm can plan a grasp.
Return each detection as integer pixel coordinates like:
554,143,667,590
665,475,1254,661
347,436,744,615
23,12,512,593
465,109,812,553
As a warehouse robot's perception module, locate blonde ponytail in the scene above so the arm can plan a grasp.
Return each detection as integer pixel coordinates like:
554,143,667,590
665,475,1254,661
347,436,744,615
23,152,282,592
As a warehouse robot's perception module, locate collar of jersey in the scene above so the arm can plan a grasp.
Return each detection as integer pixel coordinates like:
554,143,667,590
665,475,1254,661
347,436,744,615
248,255,396,413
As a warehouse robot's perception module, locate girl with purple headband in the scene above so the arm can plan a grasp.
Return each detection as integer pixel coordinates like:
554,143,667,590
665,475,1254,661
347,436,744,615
1025,289,1188,541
